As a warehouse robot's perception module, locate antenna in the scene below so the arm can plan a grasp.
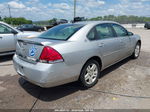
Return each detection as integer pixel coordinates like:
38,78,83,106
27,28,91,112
0,11,1,20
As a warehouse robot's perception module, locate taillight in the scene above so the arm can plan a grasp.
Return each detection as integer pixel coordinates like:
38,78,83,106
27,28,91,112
39,46,63,63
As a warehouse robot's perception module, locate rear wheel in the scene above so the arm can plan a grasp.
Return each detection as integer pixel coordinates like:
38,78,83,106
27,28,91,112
131,42,141,59
79,59,100,88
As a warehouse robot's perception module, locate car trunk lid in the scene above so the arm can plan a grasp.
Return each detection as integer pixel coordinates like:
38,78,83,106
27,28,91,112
16,38,65,63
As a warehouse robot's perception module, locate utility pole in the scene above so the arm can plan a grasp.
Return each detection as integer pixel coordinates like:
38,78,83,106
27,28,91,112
74,0,76,19
8,5,11,18
0,11,1,20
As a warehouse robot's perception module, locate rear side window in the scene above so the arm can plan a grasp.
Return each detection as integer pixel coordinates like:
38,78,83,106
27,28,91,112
26,25,33,28
112,24,128,37
95,24,114,39
87,24,115,40
38,24,83,40
23,24,33,28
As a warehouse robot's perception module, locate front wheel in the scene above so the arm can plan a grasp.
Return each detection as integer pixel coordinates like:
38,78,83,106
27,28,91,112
79,59,100,88
131,42,141,59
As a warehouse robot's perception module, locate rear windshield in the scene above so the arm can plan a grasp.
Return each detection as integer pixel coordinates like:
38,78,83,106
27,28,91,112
38,24,84,40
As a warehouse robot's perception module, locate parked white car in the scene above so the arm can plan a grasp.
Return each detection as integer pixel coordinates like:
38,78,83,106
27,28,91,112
0,21,41,56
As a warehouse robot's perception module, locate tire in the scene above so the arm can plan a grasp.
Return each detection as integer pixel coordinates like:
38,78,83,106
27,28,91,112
79,59,101,88
131,42,141,59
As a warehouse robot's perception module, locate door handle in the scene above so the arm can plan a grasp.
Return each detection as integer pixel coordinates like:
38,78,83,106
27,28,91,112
98,43,104,47
0,37,3,39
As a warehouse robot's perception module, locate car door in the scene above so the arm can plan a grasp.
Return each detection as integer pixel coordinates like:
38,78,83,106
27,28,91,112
33,25,38,31
23,24,32,31
111,24,131,59
94,23,122,68
0,23,16,53
28,25,34,31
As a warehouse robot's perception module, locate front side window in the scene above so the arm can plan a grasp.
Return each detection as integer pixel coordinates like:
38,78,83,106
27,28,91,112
95,24,114,39
0,24,12,34
38,24,83,40
112,24,128,37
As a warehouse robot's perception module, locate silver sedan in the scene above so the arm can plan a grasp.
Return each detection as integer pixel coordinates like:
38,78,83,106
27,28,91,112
13,21,141,88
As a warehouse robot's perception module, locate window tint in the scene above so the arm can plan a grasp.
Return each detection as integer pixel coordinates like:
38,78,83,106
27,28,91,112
23,24,33,28
0,24,12,34
112,24,128,37
95,24,114,39
38,24,83,40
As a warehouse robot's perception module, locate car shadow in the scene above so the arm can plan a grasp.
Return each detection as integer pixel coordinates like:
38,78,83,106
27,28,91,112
19,57,131,102
0,54,14,63
19,77,82,101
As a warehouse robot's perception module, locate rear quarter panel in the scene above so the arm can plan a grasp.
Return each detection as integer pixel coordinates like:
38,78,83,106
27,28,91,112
51,39,103,79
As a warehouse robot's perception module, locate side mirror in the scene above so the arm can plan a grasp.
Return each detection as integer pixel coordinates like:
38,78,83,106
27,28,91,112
11,30,18,35
128,32,133,36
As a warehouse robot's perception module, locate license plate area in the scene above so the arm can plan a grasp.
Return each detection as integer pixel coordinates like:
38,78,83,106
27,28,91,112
17,41,43,62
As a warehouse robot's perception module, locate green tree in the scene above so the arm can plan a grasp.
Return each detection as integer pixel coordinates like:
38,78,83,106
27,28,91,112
89,15,150,24
2,17,32,25
49,18,57,25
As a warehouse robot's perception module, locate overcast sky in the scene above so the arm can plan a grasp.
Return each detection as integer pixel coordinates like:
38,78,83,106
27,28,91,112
0,0,150,21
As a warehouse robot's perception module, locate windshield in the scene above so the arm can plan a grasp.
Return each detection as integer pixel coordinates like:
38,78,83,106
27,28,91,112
38,24,84,40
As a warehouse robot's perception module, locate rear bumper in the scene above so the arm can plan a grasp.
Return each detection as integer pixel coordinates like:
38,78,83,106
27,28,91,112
13,54,79,88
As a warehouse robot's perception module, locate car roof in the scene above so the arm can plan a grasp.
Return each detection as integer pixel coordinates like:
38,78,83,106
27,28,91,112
74,21,119,26
0,21,15,28
0,21,21,32
0,21,9,25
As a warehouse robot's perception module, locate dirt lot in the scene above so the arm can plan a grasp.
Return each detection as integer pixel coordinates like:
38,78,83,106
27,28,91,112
0,28,150,111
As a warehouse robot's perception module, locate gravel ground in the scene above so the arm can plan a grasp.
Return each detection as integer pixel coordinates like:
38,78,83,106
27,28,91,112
0,28,150,111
